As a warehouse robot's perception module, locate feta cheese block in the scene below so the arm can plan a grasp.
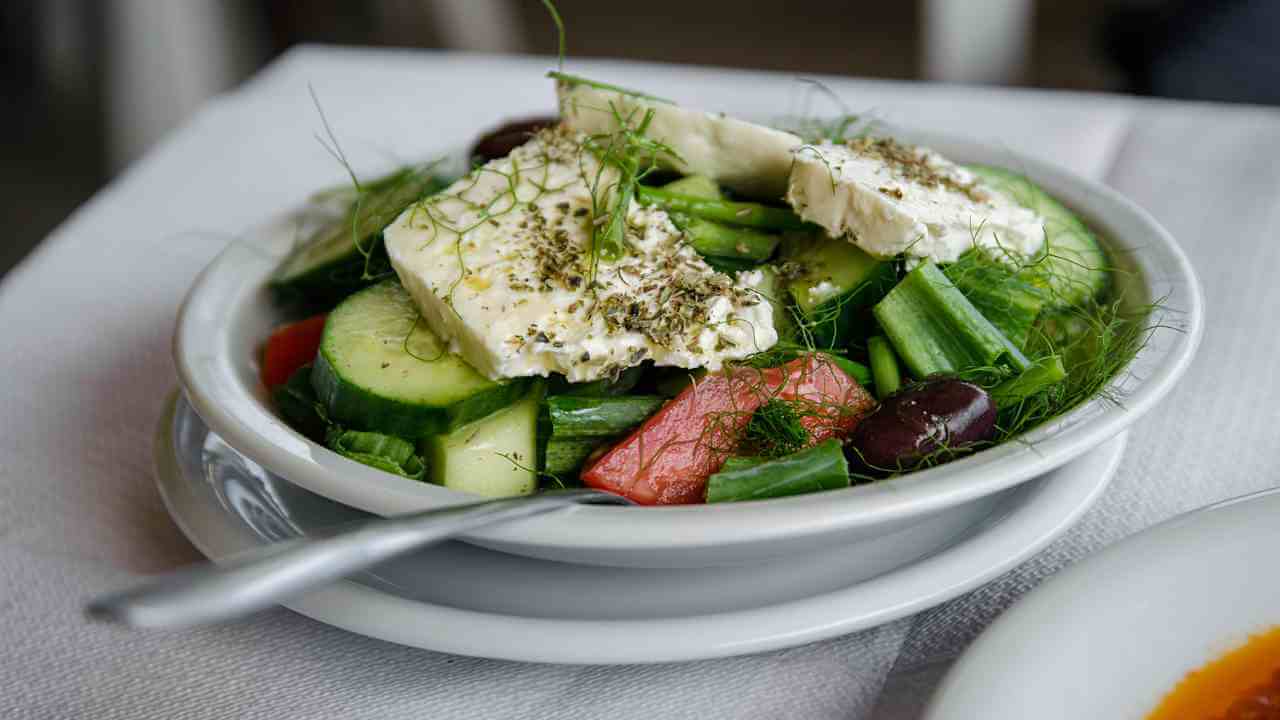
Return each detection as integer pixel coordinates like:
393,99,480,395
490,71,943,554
383,127,778,383
787,138,1047,266
557,78,802,199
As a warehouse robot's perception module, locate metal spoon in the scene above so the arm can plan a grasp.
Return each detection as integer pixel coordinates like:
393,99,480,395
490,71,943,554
87,488,629,629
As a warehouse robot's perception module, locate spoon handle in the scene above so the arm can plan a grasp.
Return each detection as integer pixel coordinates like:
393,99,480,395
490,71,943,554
88,489,619,629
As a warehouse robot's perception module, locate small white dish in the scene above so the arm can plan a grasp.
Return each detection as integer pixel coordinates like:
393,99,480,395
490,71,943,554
925,487,1280,719
157,392,1124,664
172,123,1200,568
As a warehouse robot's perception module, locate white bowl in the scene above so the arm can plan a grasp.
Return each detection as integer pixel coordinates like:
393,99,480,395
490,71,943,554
174,129,1202,568
925,488,1280,719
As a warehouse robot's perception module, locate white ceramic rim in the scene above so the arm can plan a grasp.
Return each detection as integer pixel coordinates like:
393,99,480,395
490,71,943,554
154,392,1126,664
173,127,1203,554
924,486,1280,718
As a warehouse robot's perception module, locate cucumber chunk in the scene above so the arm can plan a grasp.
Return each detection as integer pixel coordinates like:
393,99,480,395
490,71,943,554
424,386,542,497
784,236,896,348
965,164,1109,308
271,168,447,306
312,281,529,438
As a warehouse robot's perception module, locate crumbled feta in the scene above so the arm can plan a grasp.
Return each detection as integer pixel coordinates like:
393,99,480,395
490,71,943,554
787,138,1046,265
557,80,802,199
383,127,778,383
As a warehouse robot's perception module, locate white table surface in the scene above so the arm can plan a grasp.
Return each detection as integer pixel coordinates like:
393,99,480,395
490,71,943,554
3,47,1278,719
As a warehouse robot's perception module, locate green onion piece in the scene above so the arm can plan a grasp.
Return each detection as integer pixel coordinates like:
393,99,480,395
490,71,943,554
272,365,329,441
823,353,873,387
544,395,666,437
673,214,779,262
719,456,768,473
635,185,810,231
990,355,1067,407
867,335,902,398
662,175,723,199
944,252,1048,350
706,439,850,503
325,428,425,480
873,262,1031,379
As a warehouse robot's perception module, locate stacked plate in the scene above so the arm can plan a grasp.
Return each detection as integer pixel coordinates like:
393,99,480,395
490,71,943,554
158,393,1128,663
164,131,1201,664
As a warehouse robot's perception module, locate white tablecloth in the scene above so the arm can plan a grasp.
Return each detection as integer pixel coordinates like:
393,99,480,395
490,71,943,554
3,47,1278,719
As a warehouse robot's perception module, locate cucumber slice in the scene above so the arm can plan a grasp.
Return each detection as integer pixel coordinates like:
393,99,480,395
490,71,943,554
312,281,529,438
424,386,542,497
784,236,896,348
271,168,447,306
966,164,1109,308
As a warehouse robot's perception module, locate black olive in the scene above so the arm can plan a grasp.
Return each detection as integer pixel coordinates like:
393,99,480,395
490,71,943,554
470,116,559,164
848,378,996,473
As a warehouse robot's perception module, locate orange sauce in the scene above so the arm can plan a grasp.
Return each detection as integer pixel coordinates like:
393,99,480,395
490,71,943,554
1147,626,1280,720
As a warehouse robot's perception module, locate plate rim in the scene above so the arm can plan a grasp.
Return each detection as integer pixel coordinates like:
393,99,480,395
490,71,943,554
923,485,1280,719
155,392,1126,664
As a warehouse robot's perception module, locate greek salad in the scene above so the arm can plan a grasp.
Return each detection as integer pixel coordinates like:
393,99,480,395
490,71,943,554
260,72,1145,506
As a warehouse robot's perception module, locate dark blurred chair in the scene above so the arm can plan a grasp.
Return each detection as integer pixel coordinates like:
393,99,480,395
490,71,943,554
1105,0,1280,105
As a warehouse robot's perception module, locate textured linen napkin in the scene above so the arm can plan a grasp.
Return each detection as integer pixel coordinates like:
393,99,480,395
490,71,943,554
2,48,1277,720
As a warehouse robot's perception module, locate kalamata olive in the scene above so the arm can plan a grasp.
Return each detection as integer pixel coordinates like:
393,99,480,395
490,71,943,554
470,116,559,163
848,378,996,473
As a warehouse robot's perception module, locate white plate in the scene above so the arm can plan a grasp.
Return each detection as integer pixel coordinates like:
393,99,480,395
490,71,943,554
172,115,1201,568
157,393,1125,664
926,488,1280,719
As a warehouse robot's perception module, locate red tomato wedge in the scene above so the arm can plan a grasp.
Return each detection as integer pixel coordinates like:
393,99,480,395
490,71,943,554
261,314,327,389
582,354,876,505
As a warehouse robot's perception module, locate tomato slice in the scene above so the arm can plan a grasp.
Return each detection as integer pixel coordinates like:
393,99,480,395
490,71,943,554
582,354,874,505
260,314,327,390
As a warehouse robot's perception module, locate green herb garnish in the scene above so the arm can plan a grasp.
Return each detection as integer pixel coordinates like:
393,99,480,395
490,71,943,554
745,399,810,458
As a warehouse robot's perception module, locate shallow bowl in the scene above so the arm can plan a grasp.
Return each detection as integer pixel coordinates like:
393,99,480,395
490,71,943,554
174,127,1201,568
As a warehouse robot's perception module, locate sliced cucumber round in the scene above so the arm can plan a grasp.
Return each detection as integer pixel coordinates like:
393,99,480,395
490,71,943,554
271,168,447,306
312,281,529,438
966,164,1109,309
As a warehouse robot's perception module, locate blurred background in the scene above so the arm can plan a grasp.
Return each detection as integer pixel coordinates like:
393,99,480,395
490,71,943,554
3,0,1276,279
